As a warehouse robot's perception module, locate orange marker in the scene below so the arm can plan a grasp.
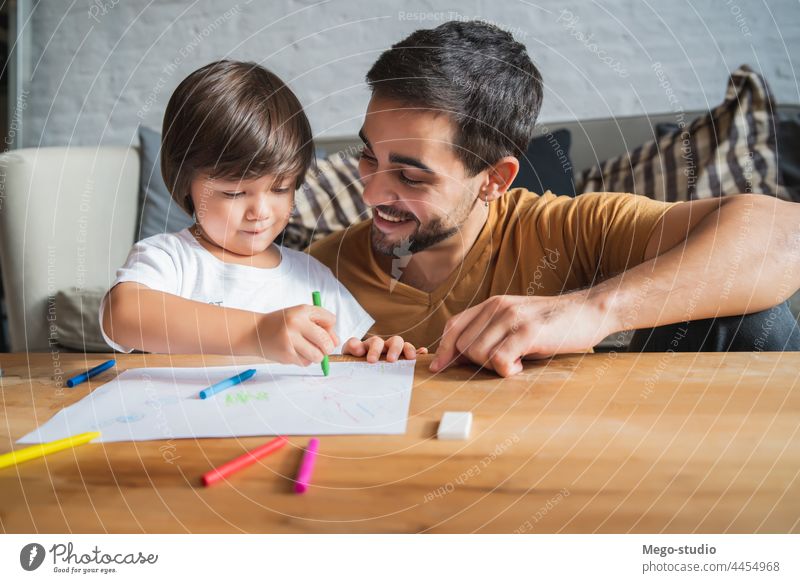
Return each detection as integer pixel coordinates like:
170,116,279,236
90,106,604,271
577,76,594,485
202,436,287,486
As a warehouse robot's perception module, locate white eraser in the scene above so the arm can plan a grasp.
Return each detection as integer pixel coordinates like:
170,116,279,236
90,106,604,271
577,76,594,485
437,411,472,440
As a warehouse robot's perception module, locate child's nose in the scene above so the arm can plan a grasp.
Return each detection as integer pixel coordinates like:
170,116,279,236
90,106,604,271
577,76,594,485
247,196,271,220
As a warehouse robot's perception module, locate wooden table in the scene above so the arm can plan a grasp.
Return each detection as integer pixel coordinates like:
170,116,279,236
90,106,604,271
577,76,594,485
1,352,798,533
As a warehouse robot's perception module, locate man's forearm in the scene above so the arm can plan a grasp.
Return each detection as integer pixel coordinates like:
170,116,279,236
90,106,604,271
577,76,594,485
591,194,800,333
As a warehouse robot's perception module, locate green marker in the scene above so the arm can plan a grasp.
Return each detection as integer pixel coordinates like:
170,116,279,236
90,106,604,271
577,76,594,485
312,291,330,376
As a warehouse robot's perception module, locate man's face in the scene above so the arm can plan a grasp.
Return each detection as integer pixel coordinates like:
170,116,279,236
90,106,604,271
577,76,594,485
358,95,484,256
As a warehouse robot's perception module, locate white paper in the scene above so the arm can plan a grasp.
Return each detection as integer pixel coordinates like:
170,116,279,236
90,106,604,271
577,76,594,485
18,361,416,443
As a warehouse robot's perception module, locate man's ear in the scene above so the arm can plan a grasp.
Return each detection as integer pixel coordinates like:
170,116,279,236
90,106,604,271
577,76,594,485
482,156,520,202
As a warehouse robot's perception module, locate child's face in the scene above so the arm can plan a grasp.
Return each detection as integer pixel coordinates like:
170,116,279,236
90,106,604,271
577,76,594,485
190,173,294,256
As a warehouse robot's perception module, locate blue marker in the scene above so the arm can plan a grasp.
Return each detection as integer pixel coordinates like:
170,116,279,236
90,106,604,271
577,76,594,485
66,359,116,388
199,369,257,400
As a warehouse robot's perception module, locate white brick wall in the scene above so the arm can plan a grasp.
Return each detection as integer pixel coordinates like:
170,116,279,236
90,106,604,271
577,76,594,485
19,0,800,148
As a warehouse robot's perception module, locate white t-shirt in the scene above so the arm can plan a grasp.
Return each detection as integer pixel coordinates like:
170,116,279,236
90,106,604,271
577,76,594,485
99,228,374,353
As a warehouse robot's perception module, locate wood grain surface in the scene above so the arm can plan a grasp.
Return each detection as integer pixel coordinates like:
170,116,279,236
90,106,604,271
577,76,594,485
1,352,798,533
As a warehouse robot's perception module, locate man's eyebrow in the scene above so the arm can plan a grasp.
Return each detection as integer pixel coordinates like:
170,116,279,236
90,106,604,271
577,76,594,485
388,153,434,174
359,128,435,174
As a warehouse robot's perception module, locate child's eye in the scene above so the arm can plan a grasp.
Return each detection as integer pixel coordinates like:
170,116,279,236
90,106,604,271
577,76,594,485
222,191,246,198
272,187,292,194
399,172,423,186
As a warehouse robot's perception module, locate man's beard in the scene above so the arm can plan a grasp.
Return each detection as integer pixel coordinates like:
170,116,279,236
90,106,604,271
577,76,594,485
370,192,478,257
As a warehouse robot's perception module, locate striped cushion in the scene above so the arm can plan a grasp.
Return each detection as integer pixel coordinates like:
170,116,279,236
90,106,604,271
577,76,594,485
284,152,367,250
576,65,788,201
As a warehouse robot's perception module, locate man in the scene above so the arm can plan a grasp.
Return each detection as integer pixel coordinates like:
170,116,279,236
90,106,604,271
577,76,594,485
310,20,800,377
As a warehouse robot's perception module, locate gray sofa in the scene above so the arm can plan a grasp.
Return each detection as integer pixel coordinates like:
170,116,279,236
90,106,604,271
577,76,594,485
1,107,797,353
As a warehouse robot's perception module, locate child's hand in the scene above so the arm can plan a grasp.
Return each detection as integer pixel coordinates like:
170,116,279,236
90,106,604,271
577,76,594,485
342,336,428,363
259,305,339,366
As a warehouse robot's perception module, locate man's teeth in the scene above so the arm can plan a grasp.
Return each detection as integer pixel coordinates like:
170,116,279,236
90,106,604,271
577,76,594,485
376,209,407,223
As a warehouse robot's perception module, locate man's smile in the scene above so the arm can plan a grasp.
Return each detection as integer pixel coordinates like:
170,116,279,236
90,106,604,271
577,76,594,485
372,205,418,232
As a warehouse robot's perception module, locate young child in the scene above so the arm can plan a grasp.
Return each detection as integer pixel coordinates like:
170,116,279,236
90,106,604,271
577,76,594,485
101,60,423,365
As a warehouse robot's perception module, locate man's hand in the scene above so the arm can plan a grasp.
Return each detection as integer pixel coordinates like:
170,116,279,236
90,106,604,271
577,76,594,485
343,336,428,363
430,292,617,377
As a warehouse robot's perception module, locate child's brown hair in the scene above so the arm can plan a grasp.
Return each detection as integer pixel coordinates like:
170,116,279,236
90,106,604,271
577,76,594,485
161,60,313,216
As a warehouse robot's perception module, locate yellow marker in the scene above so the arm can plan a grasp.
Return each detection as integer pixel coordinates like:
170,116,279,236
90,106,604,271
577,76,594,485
0,431,101,469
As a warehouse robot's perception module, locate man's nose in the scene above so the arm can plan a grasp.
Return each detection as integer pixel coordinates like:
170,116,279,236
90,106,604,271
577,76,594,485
361,169,396,207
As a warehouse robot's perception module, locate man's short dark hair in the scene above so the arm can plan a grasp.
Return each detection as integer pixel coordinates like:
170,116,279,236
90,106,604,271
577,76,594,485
366,20,543,176
161,60,313,215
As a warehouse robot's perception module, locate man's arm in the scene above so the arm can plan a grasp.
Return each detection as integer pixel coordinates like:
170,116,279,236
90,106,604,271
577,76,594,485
608,194,800,327
431,194,800,376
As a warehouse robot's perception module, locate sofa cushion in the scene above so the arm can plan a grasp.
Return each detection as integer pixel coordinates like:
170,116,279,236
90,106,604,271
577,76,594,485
576,65,788,201
776,110,800,202
285,153,367,250
54,287,112,352
137,125,193,240
511,128,575,196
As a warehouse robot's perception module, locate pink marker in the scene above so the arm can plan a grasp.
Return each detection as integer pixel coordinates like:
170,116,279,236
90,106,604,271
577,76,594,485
294,438,319,494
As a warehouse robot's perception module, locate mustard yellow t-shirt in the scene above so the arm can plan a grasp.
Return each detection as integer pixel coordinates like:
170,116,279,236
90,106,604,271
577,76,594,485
308,189,674,350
